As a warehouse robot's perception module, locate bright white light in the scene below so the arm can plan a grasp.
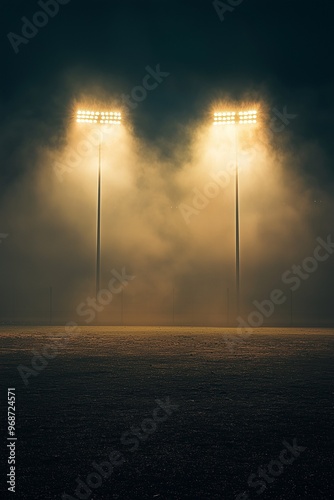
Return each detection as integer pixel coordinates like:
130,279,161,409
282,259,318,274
76,109,122,125
214,109,257,125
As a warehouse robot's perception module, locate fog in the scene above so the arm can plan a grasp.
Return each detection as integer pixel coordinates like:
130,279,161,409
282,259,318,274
1,89,333,327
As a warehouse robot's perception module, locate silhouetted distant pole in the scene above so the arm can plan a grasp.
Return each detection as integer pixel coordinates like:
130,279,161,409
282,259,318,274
172,287,175,326
96,140,102,300
12,291,15,324
50,286,53,325
290,290,293,327
121,289,124,326
235,125,240,319
227,287,230,326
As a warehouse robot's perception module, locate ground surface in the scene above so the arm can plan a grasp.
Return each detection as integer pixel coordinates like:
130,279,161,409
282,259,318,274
1,327,333,499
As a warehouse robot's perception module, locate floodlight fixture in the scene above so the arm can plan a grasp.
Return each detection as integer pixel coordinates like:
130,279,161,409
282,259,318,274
76,109,122,125
214,110,257,126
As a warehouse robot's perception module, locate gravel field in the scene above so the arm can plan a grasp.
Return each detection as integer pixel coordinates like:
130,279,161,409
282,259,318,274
1,327,333,500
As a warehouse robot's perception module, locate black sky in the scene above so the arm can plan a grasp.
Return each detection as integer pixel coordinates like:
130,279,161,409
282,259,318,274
1,0,334,187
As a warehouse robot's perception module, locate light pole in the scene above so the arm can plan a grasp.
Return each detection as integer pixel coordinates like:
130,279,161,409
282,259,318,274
213,109,257,319
76,109,122,305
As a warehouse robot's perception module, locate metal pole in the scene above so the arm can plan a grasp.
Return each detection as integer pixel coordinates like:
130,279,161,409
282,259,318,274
96,137,102,304
235,125,240,319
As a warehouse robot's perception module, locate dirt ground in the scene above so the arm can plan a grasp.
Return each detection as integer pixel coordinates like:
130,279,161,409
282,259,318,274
1,327,333,499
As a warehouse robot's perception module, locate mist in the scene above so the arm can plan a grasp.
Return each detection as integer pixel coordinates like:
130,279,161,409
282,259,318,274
1,82,333,327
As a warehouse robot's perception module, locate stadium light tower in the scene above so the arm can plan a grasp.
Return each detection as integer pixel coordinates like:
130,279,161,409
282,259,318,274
213,109,257,319
76,109,122,302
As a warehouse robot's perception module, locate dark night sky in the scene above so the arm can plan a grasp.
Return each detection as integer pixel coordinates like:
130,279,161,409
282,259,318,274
1,0,334,188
